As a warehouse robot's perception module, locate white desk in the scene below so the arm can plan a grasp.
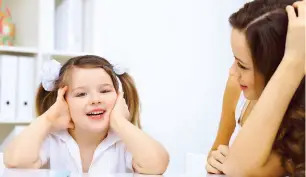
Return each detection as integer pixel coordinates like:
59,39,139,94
0,168,226,177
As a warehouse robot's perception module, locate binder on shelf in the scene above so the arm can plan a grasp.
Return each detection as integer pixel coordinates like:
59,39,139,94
83,0,94,52
16,56,35,122
55,0,83,52
0,55,18,122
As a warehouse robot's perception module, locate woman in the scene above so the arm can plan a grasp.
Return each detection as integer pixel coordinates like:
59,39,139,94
206,0,305,176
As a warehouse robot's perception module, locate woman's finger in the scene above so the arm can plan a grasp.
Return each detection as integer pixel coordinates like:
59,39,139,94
215,151,226,164
217,145,229,156
293,1,305,18
286,5,297,21
206,163,222,174
208,156,223,172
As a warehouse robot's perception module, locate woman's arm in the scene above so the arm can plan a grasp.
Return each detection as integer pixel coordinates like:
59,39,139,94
222,3,305,176
210,76,241,151
206,76,241,174
110,92,169,175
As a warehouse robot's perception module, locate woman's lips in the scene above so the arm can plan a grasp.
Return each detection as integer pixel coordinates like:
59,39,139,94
240,85,248,90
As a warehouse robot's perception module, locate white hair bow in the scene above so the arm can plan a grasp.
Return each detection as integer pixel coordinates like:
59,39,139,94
40,59,61,91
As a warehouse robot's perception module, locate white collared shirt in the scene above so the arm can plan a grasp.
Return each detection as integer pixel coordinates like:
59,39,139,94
39,130,133,174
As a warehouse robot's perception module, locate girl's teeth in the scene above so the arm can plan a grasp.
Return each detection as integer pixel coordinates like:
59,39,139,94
87,111,104,116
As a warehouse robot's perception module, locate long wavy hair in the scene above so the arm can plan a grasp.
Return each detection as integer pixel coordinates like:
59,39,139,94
229,0,305,176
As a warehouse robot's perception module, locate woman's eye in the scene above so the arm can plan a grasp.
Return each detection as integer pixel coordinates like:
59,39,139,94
76,92,86,97
237,62,248,70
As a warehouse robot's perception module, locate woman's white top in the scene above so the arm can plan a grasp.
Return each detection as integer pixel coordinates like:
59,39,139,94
229,93,249,146
39,130,133,174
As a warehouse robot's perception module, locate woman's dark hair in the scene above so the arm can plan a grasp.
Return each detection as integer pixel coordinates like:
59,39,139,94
229,0,305,176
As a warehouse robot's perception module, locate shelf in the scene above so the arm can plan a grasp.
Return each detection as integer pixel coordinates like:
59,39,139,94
0,46,39,55
50,50,94,57
0,121,31,125
48,50,95,63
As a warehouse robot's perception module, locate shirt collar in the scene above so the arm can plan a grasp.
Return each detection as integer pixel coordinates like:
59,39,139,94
51,129,121,150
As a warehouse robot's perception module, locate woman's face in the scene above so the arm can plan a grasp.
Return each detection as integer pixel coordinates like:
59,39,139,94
230,29,265,100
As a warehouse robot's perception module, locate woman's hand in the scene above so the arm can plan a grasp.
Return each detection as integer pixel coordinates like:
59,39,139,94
42,86,74,132
206,145,229,174
284,1,305,71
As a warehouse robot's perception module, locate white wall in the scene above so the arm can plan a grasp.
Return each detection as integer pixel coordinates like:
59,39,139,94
92,0,246,174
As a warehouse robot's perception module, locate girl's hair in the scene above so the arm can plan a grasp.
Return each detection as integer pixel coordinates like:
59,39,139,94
36,55,141,128
229,0,305,176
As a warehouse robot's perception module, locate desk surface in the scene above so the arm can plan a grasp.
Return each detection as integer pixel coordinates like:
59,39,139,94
0,168,226,177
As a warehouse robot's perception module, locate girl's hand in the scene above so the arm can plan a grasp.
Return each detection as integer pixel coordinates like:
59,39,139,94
42,86,74,132
284,1,305,69
110,92,131,129
206,145,229,174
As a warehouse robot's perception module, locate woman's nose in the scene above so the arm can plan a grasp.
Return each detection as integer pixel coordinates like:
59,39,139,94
229,62,240,78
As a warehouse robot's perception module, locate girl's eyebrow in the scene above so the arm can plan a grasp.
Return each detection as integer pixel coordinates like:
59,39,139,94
72,83,113,91
71,86,86,92
101,83,112,86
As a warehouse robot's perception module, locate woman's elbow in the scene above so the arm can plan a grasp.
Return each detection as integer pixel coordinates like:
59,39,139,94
222,159,255,177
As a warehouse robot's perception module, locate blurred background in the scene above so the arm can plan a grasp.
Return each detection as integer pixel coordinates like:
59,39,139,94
0,0,246,174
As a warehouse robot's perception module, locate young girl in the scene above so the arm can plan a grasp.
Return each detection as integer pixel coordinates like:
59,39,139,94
207,0,305,176
3,55,169,175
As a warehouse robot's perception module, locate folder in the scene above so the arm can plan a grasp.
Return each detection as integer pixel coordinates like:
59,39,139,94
0,55,18,122
16,56,35,122
55,0,83,52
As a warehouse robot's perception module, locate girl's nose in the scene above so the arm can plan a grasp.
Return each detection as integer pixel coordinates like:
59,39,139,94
89,93,102,105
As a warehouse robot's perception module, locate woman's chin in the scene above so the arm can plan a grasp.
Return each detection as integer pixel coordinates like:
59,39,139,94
243,91,258,100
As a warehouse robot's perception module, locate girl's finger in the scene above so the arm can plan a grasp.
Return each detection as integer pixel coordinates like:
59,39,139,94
118,91,124,100
68,121,75,129
286,5,297,21
114,91,123,104
57,86,68,101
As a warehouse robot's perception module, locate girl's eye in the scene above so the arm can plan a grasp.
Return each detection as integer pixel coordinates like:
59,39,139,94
237,62,248,70
76,92,86,97
100,90,111,94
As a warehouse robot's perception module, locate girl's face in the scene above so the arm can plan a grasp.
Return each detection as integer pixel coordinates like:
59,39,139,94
230,29,265,100
65,67,117,133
